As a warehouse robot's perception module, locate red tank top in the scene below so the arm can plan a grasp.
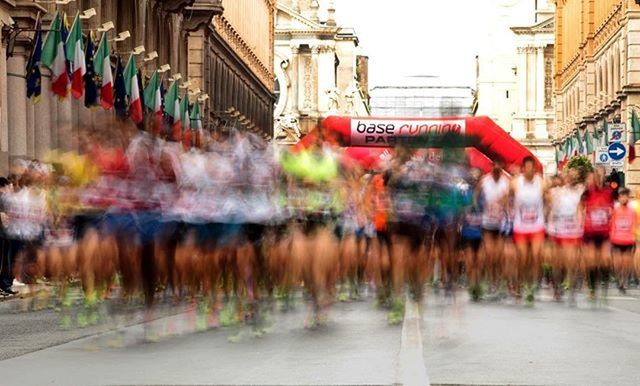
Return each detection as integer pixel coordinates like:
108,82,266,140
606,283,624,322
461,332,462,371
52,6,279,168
583,187,613,236
610,204,637,246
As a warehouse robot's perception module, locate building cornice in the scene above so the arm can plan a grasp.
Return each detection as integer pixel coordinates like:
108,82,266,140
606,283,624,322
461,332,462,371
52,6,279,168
276,2,329,31
275,29,337,36
158,0,197,13
212,14,274,90
592,3,622,54
183,0,223,32
511,16,554,35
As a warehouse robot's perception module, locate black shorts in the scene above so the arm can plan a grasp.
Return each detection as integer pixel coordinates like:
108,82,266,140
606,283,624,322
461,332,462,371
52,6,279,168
583,234,608,247
482,228,501,238
461,238,482,252
612,244,635,254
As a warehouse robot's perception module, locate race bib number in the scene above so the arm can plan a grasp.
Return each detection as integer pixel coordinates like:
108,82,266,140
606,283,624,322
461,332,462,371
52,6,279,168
589,208,609,227
616,217,632,231
520,205,539,224
558,214,579,232
486,203,503,223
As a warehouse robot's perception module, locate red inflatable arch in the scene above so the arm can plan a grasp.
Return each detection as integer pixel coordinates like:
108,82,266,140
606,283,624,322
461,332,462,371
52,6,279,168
294,116,542,173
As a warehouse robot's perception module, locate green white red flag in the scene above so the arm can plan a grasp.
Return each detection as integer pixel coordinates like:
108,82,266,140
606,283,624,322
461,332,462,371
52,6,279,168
94,32,113,109
41,13,69,98
65,12,85,99
124,55,143,124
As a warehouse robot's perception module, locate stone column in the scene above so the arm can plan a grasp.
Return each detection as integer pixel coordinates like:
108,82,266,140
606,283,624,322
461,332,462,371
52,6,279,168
26,97,35,158
35,72,52,159
57,98,73,151
310,44,320,115
171,14,182,75
7,53,28,161
300,52,313,113
316,44,336,114
536,47,545,114
290,45,299,114
534,46,548,140
78,94,93,130
0,36,9,173
512,47,527,140
517,47,528,115
137,0,147,48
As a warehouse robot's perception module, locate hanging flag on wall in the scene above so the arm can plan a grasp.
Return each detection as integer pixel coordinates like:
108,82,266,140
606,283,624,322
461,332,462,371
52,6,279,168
84,32,98,107
585,130,593,154
180,96,191,149
66,12,86,99
630,109,640,164
192,102,203,148
143,70,163,132
114,56,127,120
94,31,113,109
26,18,43,102
42,13,69,98
123,55,143,124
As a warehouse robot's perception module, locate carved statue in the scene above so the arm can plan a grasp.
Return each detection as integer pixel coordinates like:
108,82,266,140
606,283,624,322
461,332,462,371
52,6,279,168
343,81,359,115
274,113,302,143
325,88,340,112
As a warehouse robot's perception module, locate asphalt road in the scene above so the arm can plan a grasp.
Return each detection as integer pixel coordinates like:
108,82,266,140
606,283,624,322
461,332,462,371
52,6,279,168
0,294,402,386
1,288,640,385
422,290,640,386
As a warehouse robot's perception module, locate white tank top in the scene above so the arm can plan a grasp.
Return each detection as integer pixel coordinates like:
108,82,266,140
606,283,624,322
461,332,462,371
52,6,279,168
481,174,510,230
513,175,545,234
547,184,584,238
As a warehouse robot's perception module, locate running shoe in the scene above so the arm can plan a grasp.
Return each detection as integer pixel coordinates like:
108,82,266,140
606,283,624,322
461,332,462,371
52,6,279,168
2,288,18,295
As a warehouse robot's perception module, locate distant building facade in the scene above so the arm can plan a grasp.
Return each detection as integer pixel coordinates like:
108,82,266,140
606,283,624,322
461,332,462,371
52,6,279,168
511,2,556,174
273,0,370,144
369,77,475,117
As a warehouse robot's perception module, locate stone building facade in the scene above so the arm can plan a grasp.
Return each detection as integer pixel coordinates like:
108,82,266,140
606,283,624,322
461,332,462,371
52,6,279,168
0,0,274,174
273,0,370,144
553,0,640,185
369,76,475,118
511,3,556,174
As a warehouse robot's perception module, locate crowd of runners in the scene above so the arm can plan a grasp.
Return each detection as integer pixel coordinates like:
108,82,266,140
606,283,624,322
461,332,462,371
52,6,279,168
0,123,639,335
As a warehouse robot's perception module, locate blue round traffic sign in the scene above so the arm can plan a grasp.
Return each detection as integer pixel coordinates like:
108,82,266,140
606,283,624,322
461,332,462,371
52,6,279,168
599,153,609,163
608,143,627,161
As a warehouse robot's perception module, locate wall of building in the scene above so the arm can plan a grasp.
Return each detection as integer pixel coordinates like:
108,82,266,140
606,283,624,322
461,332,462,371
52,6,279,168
476,0,539,133
0,0,275,175
273,0,369,143
370,77,475,118
553,1,640,186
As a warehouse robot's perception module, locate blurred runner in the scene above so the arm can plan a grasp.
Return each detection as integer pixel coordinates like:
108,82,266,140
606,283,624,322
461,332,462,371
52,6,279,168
582,170,613,300
510,156,545,304
547,167,584,304
610,188,636,294
478,159,509,294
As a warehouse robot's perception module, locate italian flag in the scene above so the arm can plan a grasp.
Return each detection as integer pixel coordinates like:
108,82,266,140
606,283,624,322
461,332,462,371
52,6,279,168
94,32,113,109
143,70,162,131
41,13,69,98
65,13,85,99
163,80,181,140
192,102,203,148
180,96,192,149
143,70,162,113
124,55,143,124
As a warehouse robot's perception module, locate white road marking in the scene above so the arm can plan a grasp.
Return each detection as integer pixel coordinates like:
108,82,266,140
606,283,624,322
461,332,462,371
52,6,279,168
399,295,430,386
